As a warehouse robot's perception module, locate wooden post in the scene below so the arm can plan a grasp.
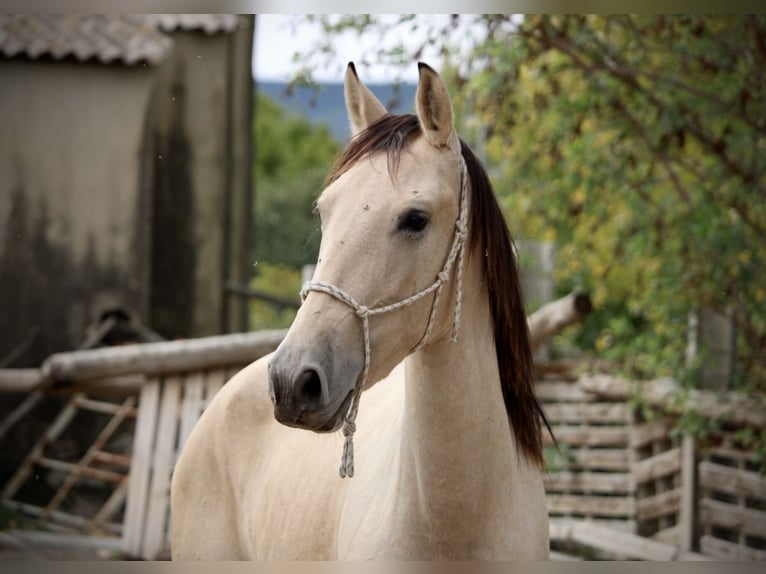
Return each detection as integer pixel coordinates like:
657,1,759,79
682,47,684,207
679,433,697,552
686,307,735,390
527,291,592,354
682,307,733,552
123,379,160,558
516,240,555,362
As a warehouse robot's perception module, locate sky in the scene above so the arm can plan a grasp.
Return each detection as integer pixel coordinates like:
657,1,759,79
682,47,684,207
253,15,454,83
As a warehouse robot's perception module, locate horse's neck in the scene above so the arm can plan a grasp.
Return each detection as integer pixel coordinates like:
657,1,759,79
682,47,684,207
398,260,518,543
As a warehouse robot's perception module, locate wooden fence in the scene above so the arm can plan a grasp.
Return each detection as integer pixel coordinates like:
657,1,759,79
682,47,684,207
540,372,766,560
1,331,765,560
0,330,286,559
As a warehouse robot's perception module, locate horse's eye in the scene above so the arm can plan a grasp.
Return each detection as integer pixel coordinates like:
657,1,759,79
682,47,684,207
398,210,430,235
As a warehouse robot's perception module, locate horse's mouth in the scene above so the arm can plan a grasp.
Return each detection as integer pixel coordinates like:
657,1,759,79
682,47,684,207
279,388,354,434
315,389,354,433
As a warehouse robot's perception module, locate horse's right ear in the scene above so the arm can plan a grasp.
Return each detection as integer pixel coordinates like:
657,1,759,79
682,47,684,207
344,62,387,137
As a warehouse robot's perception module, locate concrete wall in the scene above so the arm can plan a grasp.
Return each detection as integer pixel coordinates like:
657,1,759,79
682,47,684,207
0,18,254,366
0,60,156,367
151,27,252,337
147,21,253,339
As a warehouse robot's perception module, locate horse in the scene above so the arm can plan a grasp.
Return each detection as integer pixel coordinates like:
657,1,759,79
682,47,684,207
170,62,551,560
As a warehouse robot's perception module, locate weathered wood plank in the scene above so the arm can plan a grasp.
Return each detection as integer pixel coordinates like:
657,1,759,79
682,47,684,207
42,396,137,520
549,517,637,539
702,444,759,465
549,550,584,560
1,394,82,500
570,521,677,561
547,494,636,517
632,447,682,483
630,416,676,448
537,382,596,402
93,477,129,526
41,329,286,384
652,524,681,546
543,402,631,424
700,535,766,561
569,448,632,471
699,498,766,537
545,425,629,447
528,291,592,354
0,390,43,442
142,377,181,560
35,457,125,484
543,471,634,494
3,500,122,535
581,375,766,429
637,488,682,521
93,450,131,468
204,369,227,403
699,461,766,500
549,520,711,560
6,529,123,552
73,396,138,417
177,371,204,453
122,378,160,557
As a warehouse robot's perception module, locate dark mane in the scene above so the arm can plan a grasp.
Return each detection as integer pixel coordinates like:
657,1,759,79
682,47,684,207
327,114,551,468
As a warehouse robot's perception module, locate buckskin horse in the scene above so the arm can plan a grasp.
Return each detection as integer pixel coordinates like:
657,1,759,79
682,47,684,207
171,62,550,560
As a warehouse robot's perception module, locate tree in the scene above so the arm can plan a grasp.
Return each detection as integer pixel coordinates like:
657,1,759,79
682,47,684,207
251,92,340,329
292,15,766,394
253,92,339,268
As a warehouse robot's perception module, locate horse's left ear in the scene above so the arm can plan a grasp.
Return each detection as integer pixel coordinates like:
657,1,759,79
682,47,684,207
416,62,458,149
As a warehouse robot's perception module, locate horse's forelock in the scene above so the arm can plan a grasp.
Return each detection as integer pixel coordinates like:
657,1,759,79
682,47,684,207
325,114,422,187
324,113,551,467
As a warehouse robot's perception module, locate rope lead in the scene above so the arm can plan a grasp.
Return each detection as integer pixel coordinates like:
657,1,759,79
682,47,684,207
339,434,355,478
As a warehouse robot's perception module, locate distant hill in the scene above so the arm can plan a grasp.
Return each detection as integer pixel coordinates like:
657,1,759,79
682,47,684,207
257,81,418,142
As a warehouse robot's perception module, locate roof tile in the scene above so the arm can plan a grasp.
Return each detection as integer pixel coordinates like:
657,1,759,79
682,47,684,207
0,14,241,66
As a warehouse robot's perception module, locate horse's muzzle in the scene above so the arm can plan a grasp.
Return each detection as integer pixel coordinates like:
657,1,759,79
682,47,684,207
268,356,353,433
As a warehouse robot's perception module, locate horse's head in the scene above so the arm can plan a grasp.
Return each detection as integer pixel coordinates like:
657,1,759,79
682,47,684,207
268,63,466,433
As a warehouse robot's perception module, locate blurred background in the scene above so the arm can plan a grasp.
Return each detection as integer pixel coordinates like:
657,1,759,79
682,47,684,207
0,13,765,560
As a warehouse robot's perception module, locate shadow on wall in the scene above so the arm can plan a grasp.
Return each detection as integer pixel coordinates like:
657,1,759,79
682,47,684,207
0,188,143,370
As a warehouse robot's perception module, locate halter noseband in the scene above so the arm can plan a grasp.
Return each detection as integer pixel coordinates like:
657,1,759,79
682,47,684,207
300,155,470,478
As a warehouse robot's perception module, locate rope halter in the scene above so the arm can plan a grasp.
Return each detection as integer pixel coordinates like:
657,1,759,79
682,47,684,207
300,154,470,478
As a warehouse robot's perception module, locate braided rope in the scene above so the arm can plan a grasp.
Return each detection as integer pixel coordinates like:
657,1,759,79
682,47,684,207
300,156,469,478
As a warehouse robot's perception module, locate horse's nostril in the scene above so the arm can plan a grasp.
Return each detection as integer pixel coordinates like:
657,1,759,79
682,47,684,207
295,369,323,407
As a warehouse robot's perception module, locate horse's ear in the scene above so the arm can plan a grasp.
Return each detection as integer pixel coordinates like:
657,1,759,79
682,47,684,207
344,62,387,136
415,62,457,149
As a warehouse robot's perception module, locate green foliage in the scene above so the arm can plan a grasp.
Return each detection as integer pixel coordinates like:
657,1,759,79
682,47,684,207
543,442,573,473
253,92,339,268
733,427,766,473
474,15,766,394
248,262,301,330
250,92,339,322
0,501,32,530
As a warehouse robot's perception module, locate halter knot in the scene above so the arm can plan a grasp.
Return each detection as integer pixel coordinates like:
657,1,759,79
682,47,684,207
355,306,369,318
342,420,356,436
437,270,451,284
